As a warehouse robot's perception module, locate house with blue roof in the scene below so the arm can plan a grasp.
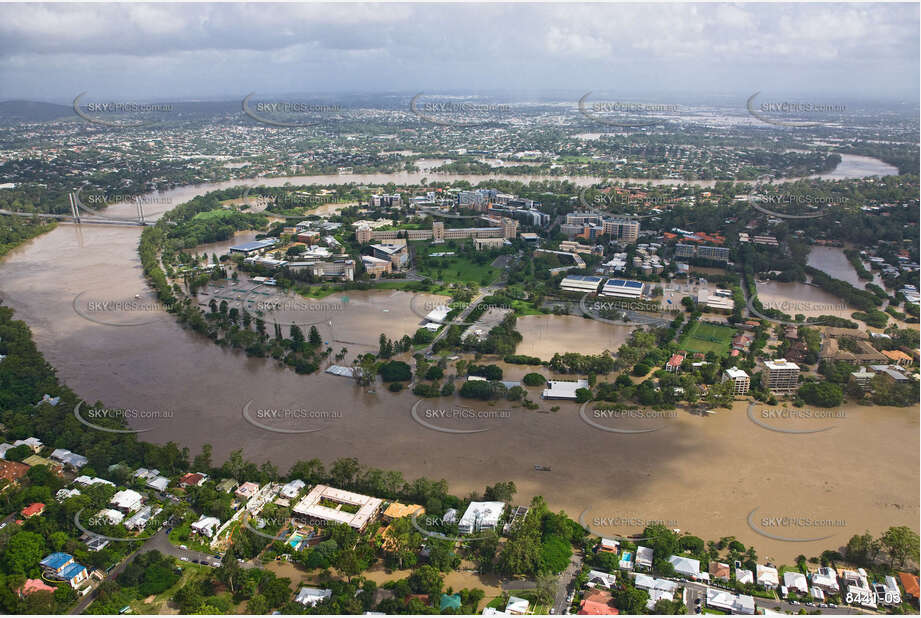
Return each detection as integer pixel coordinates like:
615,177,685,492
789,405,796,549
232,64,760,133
40,552,72,573
58,562,88,587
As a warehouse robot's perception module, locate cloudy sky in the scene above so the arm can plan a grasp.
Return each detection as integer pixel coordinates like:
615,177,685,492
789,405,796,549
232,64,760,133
0,3,918,103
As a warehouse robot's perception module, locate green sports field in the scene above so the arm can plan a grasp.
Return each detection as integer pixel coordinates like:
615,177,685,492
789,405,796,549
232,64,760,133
677,321,736,356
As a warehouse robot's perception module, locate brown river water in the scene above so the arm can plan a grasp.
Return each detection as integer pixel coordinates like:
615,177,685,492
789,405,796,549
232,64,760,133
0,159,916,564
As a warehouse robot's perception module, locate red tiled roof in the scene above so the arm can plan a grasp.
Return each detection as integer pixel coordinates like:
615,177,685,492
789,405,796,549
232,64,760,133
21,503,45,517
0,460,30,482
179,472,205,486
898,572,920,598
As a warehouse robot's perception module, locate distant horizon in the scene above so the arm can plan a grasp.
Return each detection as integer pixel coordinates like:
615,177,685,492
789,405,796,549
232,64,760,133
1,3,917,102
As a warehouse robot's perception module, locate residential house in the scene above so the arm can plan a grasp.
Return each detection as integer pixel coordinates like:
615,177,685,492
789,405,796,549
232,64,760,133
110,489,143,513
810,566,839,594
280,479,306,500
709,562,731,582
706,588,755,615
235,482,260,500
295,587,332,607
635,546,654,570
668,555,702,579
578,589,619,615
783,571,809,595
191,515,221,538
0,460,30,486
735,568,754,585
756,564,779,588
178,472,208,487
21,502,45,518
49,448,88,470
586,570,617,589
458,501,505,534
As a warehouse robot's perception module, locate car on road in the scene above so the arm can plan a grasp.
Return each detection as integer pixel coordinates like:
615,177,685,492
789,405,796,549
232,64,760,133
179,544,188,550
180,557,188,562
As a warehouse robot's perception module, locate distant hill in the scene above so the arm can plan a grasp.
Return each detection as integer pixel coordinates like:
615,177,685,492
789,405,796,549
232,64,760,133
0,100,73,124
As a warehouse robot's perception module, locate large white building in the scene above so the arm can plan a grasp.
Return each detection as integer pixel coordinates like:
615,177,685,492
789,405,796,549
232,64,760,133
541,379,589,400
560,275,603,294
457,501,505,534
292,485,383,531
762,358,800,394
721,367,750,394
600,278,644,299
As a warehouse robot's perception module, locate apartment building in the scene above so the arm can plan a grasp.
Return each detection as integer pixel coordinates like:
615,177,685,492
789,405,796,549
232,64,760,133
721,367,751,394
762,358,800,394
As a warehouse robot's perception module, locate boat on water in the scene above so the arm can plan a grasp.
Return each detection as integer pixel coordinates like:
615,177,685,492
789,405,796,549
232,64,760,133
534,465,551,472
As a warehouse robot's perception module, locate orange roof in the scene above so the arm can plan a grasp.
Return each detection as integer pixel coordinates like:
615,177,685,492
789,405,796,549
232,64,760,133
21,503,45,517
579,592,619,616
898,572,920,598
383,502,424,519
882,349,912,362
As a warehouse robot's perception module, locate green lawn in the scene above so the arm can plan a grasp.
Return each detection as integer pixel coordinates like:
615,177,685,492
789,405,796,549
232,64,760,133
677,321,736,357
416,256,498,285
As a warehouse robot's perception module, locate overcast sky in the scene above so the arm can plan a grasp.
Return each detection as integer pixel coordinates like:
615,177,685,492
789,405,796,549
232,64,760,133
1,3,918,104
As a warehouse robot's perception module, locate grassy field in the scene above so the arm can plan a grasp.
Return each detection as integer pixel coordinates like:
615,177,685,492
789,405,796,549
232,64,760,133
416,255,498,285
677,321,736,356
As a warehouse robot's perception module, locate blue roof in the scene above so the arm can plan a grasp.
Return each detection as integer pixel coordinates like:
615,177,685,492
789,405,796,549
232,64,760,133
230,239,276,251
59,563,87,580
565,275,602,282
605,279,643,288
41,552,72,570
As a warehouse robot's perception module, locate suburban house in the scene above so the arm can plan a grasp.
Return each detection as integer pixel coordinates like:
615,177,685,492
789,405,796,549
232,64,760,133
783,571,809,595
709,561,731,582
49,448,88,470
191,515,221,538
756,564,779,588
706,588,755,614
21,502,45,518
110,489,143,513
179,472,208,487
635,546,653,569
235,482,260,500
295,587,332,607
735,568,754,585
586,570,617,589
667,555,702,579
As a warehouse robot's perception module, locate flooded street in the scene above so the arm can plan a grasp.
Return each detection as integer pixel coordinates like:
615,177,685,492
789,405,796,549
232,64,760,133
0,155,915,564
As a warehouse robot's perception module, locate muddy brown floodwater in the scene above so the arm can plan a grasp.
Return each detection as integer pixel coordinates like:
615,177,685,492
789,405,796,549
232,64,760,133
0,198,916,565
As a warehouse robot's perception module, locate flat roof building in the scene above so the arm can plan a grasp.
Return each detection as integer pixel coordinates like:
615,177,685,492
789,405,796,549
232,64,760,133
600,278,644,299
229,239,277,256
560,275,603,294
292,484,383,531
542,379,589,400
762,358,800,394
721,367,750,394
458,501,505,534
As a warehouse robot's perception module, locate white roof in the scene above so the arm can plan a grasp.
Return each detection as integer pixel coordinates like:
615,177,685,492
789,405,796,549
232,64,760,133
757,564,779,586
600,537,620,551
293,484,383,530
281,479,306,498
810,587,825,600
783,571,808,591
459,501,505,531
668,555,701,577
505,596,529,613
296,587,332,606
74,475,114,487
636,545,654,566
764,358,799,371
541,379,589,399
735,568,754,584
110,489,143,510
706,588,755,614
424,305,451,323
147,476,170,491
191,515,221,536
724,367,748,379
587,570,616,588
96,508,124,525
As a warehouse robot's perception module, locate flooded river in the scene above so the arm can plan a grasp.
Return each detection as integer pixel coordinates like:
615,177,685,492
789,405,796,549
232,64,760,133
0,158,915,563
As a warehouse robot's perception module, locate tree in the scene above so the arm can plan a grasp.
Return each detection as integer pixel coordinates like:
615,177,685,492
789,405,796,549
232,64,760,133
4,531,44,574
880,526,920,568
335,548,362,583
408,564,443,597
309,325,322,347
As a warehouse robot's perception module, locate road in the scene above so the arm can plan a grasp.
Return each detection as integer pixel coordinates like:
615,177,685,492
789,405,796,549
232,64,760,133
551,551,583,614
69,523,261,614
423,288,494,356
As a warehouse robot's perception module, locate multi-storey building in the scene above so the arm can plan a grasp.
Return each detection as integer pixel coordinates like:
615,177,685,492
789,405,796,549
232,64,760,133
761,358,800,394
721,367,751,394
